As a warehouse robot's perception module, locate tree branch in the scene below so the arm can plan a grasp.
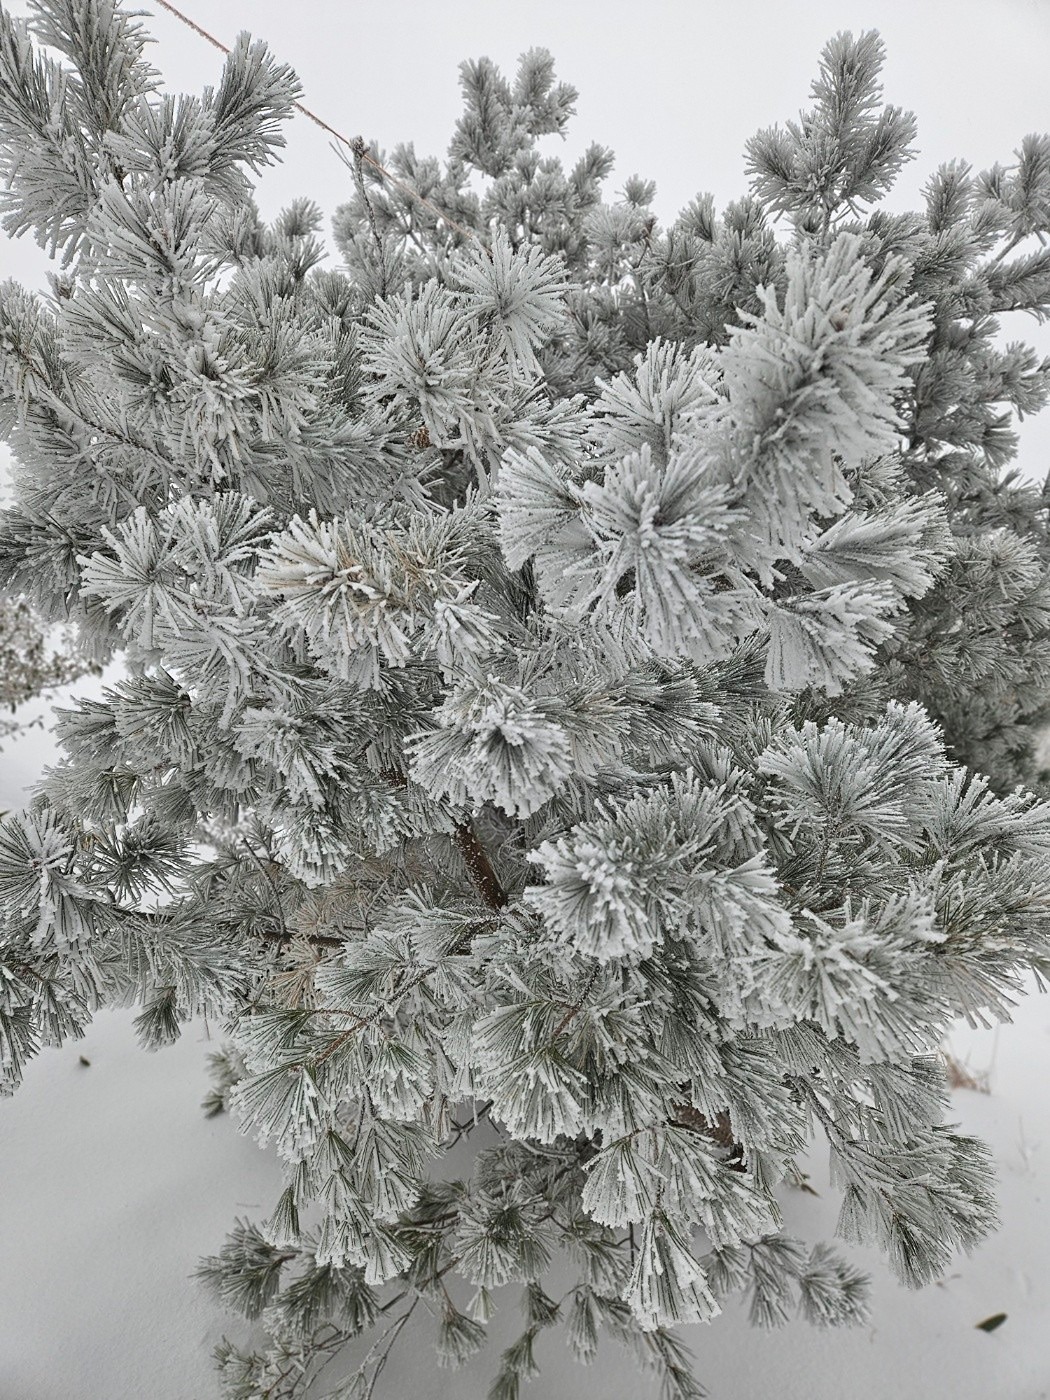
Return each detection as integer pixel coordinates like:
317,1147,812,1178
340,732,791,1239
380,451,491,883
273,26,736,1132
453,821,509,910
379,765,509,911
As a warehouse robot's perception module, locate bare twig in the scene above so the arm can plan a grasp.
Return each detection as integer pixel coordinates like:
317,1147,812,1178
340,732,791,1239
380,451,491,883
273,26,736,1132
152,0,480,244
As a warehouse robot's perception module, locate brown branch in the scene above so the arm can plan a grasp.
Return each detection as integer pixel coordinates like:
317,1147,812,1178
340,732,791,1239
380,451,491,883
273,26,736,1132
379,766,509,912
254,926,345,950
453,821,508,911
670,1104,747,1171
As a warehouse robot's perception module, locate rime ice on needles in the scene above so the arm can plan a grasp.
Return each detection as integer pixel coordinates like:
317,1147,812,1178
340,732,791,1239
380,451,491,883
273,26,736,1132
3,9,1050,1400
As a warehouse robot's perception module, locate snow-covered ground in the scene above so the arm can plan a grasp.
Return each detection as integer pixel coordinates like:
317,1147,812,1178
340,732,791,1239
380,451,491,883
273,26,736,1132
0,1010,284,1400
2,976,1049,1398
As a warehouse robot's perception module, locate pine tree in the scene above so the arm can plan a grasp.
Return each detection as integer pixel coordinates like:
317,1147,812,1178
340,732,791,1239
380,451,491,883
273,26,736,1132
0,591,97,749
2,6,1050,1397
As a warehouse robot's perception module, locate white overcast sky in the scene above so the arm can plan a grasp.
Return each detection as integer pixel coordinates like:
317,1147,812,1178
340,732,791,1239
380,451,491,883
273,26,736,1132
2,0,1050,476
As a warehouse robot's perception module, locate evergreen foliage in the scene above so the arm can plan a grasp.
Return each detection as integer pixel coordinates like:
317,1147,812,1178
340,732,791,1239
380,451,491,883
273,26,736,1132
0,591,98,748
2,5,1050,1395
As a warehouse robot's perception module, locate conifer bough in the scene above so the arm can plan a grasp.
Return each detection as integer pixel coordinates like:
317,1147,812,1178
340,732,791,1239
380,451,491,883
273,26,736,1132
2,6,1050,1396
0,591,98,746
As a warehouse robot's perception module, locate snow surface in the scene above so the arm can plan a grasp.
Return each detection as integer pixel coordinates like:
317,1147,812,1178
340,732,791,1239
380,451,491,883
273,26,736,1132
0,1010,284,1400
2,993,1049,1399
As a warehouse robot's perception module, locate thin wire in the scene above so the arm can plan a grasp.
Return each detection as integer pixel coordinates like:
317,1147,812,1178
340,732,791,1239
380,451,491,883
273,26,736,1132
151,0,480,245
